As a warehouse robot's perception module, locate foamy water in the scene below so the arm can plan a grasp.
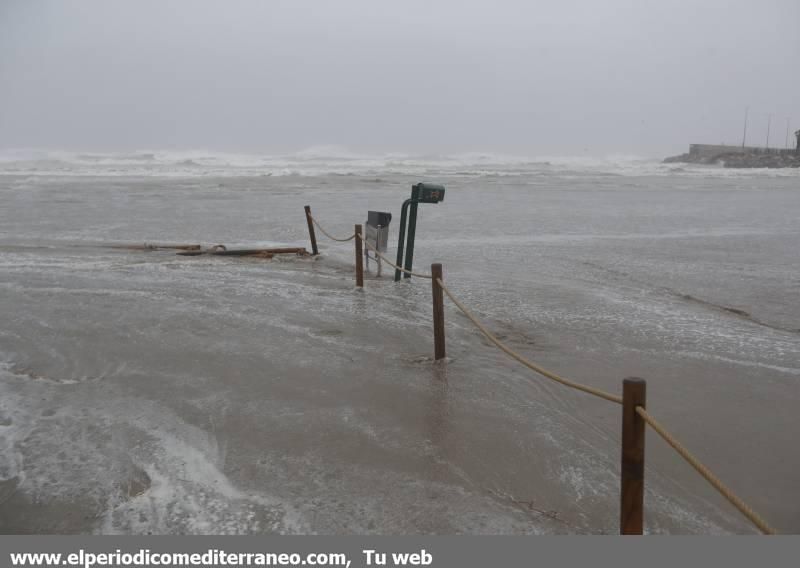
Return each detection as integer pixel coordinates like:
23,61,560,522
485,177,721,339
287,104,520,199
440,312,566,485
0,164,798,534
2,147,800,178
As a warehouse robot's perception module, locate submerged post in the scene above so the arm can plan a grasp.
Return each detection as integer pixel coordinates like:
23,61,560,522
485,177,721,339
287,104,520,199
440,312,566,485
402,185,421,279
394,199,412,282
304,205,319,256
355,224,363,288
431,263,445,360
620,377,646,535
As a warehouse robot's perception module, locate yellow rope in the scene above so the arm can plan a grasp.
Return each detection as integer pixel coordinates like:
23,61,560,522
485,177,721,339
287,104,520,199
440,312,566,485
358,234,433,279
435,277,622,404
437,273,775,533
309,215,356,242
308,213,432,278
307,209,778,535
635,406,776,535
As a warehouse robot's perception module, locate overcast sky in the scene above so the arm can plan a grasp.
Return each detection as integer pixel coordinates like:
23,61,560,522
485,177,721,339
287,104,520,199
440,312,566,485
1,0,798,157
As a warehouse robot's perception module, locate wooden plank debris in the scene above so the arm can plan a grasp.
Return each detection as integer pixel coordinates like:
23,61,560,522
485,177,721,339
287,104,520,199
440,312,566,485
109,243,309,259
176,246,309,258
109,243,202,251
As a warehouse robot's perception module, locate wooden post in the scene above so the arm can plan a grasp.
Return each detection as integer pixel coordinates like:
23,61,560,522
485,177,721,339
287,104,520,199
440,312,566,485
431,263,446,360
304,205,319,255
355,224,363,288
620,377,646,535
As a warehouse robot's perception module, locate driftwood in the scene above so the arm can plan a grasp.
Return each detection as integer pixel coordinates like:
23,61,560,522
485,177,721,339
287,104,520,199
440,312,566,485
109,243,308,259
176,247,309,258
110,243,202,251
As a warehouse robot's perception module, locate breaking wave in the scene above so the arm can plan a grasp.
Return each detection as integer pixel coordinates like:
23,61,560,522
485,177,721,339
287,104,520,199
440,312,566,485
1,147,799,179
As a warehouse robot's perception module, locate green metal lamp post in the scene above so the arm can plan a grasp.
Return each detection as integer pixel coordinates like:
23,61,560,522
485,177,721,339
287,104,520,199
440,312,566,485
394,183,445,282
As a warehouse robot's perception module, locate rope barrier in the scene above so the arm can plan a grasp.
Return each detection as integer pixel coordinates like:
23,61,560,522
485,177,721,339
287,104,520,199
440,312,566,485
635,406,776,534
306,209,778,535
358,234,433,279
307,212,432,277
438,270,775,533
435,277,623,404
308,215,356,242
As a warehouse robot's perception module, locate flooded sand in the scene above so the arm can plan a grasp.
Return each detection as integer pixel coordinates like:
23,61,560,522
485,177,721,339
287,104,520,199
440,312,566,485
0,169,798,534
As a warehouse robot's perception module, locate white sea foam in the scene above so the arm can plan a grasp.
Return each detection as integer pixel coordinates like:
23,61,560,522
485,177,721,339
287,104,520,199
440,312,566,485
2,147,798,178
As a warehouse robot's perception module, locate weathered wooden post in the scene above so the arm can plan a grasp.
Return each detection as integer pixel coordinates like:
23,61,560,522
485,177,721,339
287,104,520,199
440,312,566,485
620,377,646,535
355,224,364,288
431,263,446,360
304,205,319,256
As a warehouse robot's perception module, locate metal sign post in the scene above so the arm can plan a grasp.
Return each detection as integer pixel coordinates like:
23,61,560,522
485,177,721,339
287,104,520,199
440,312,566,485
364,211,392,277
394,183,445,281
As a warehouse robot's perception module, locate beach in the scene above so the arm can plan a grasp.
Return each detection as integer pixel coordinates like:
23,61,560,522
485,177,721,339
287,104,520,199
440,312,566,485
1,153,799,534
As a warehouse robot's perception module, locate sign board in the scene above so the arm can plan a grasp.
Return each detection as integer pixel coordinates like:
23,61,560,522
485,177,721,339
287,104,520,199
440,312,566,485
415,183,445,203
365,211,392,276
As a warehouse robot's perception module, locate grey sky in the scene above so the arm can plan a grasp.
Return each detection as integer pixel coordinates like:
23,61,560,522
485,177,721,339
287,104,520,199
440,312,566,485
1,0,798,156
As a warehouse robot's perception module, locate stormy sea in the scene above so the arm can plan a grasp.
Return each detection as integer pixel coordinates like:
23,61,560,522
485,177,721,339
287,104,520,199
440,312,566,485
1,149,798,534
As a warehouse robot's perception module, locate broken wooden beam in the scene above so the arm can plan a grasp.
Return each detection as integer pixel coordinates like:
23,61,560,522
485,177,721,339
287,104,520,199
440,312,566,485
175,247,309,258
110,242,309,259
109,243,202,251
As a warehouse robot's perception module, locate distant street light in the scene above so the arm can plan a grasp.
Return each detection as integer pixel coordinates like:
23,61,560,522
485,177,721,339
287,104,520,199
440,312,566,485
766,114,771,149
741,106,749,148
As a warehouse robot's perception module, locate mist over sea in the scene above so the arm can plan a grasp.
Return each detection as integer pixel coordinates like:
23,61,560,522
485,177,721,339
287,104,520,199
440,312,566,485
4,147,800,179
0,152,798,534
